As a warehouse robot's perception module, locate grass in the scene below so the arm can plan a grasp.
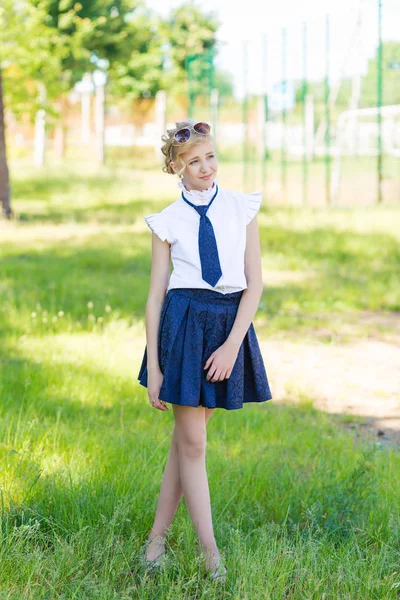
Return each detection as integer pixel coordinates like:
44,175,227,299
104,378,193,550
0,157,399,598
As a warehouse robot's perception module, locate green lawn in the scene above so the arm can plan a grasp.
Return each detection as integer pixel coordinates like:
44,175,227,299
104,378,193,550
0,159,399,598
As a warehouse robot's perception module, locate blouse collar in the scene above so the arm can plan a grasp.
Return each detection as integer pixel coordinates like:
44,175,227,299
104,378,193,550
178,180,217,205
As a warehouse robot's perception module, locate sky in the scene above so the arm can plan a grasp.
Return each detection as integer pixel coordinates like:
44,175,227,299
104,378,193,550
146,0,399,98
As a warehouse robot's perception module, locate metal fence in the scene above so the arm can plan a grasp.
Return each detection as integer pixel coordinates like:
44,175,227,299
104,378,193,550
6,0,400,206
186,0,400,205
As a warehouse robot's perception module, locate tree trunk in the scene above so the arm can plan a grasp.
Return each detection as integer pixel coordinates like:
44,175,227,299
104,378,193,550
54,95,69,161
0,66,12,219
94,80,105,164
34,109,46,167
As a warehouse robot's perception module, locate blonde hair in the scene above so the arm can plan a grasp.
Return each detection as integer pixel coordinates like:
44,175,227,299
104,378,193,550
161,119,214,177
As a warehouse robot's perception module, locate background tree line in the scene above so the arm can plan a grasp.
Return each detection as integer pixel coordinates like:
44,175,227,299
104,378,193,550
0,0,232,218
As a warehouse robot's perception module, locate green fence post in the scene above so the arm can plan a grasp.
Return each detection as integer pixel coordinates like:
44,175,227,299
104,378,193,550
281,26,287,202
262,34,268,198
302,22,308,206
325,14,332,205
186,56,195,119
243,40,249,191
377,0,383,204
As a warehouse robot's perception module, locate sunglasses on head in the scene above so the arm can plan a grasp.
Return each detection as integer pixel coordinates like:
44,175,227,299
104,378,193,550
173,122,211,144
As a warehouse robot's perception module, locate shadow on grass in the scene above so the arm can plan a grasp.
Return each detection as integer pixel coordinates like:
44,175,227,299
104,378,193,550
0,222,398,343
0,231,152,328
10,166,172,224
14,198,169,225
0,346,166,530
260,224,400,312
12,171,138,201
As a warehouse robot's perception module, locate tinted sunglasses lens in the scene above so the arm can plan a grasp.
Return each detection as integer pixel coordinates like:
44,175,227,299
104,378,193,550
194,122,210,135
174,128,190,143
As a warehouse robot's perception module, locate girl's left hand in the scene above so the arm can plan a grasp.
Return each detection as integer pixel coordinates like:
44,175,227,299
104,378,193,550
204,340,240,382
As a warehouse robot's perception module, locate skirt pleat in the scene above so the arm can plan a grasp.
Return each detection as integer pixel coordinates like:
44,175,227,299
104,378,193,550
178,299,205,406
138,288,272,410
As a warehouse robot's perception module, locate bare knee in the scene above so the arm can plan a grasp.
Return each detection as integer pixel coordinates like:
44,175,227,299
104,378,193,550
179,436,206,459
177,425,206,459
173,406,207,459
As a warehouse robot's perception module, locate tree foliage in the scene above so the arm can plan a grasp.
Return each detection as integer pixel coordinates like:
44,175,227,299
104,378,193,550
0,0,69,118
1,0,223,113
4,0,165,113
161,2,220,97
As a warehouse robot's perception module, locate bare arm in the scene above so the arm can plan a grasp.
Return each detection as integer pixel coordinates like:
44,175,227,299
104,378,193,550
225,214,263,348
204,215,263,382
145,232,171,410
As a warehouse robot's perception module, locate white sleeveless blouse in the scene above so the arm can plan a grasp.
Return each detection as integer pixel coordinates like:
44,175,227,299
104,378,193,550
144,182,262,295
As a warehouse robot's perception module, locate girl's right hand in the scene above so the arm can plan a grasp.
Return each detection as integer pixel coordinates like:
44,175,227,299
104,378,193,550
147,366,169,411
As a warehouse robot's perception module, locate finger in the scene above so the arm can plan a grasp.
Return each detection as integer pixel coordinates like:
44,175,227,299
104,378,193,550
206,366,217,381
216,368,226,381
156,398,168,410
219,369,228,381
204,354,214,370
210,369,222,383
154,399,169,411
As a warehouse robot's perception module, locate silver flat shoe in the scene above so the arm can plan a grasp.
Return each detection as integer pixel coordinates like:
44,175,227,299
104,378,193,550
208,563,227,583
201,550,227,583
141,539,167,573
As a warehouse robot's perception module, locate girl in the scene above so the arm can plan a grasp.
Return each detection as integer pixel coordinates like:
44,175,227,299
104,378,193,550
137,119,272,582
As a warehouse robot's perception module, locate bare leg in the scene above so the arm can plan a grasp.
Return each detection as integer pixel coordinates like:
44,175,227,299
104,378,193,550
172,405,221,570
145,407,215,560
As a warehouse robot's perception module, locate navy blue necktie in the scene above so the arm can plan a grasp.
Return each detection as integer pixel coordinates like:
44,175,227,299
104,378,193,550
181,185,223,287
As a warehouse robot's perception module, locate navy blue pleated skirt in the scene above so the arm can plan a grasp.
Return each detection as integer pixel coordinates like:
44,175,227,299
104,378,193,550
137,288,273,410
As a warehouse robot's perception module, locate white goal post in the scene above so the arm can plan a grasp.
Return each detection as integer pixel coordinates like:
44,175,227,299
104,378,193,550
331,104,400,204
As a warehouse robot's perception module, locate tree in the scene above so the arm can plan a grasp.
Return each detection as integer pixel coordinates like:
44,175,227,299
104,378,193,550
36,0,162,84
0,0,165,216
0,0,66,217
0,0,223,218
0,66,11,218
36,0,165,157
161,2,220,97
106,8,164,104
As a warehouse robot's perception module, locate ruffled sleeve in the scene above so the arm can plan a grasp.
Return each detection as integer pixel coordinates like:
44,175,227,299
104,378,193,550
144,212,171,243
245,192,262,225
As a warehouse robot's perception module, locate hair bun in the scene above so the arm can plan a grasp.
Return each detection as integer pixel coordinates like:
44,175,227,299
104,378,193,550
175,120,195,129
